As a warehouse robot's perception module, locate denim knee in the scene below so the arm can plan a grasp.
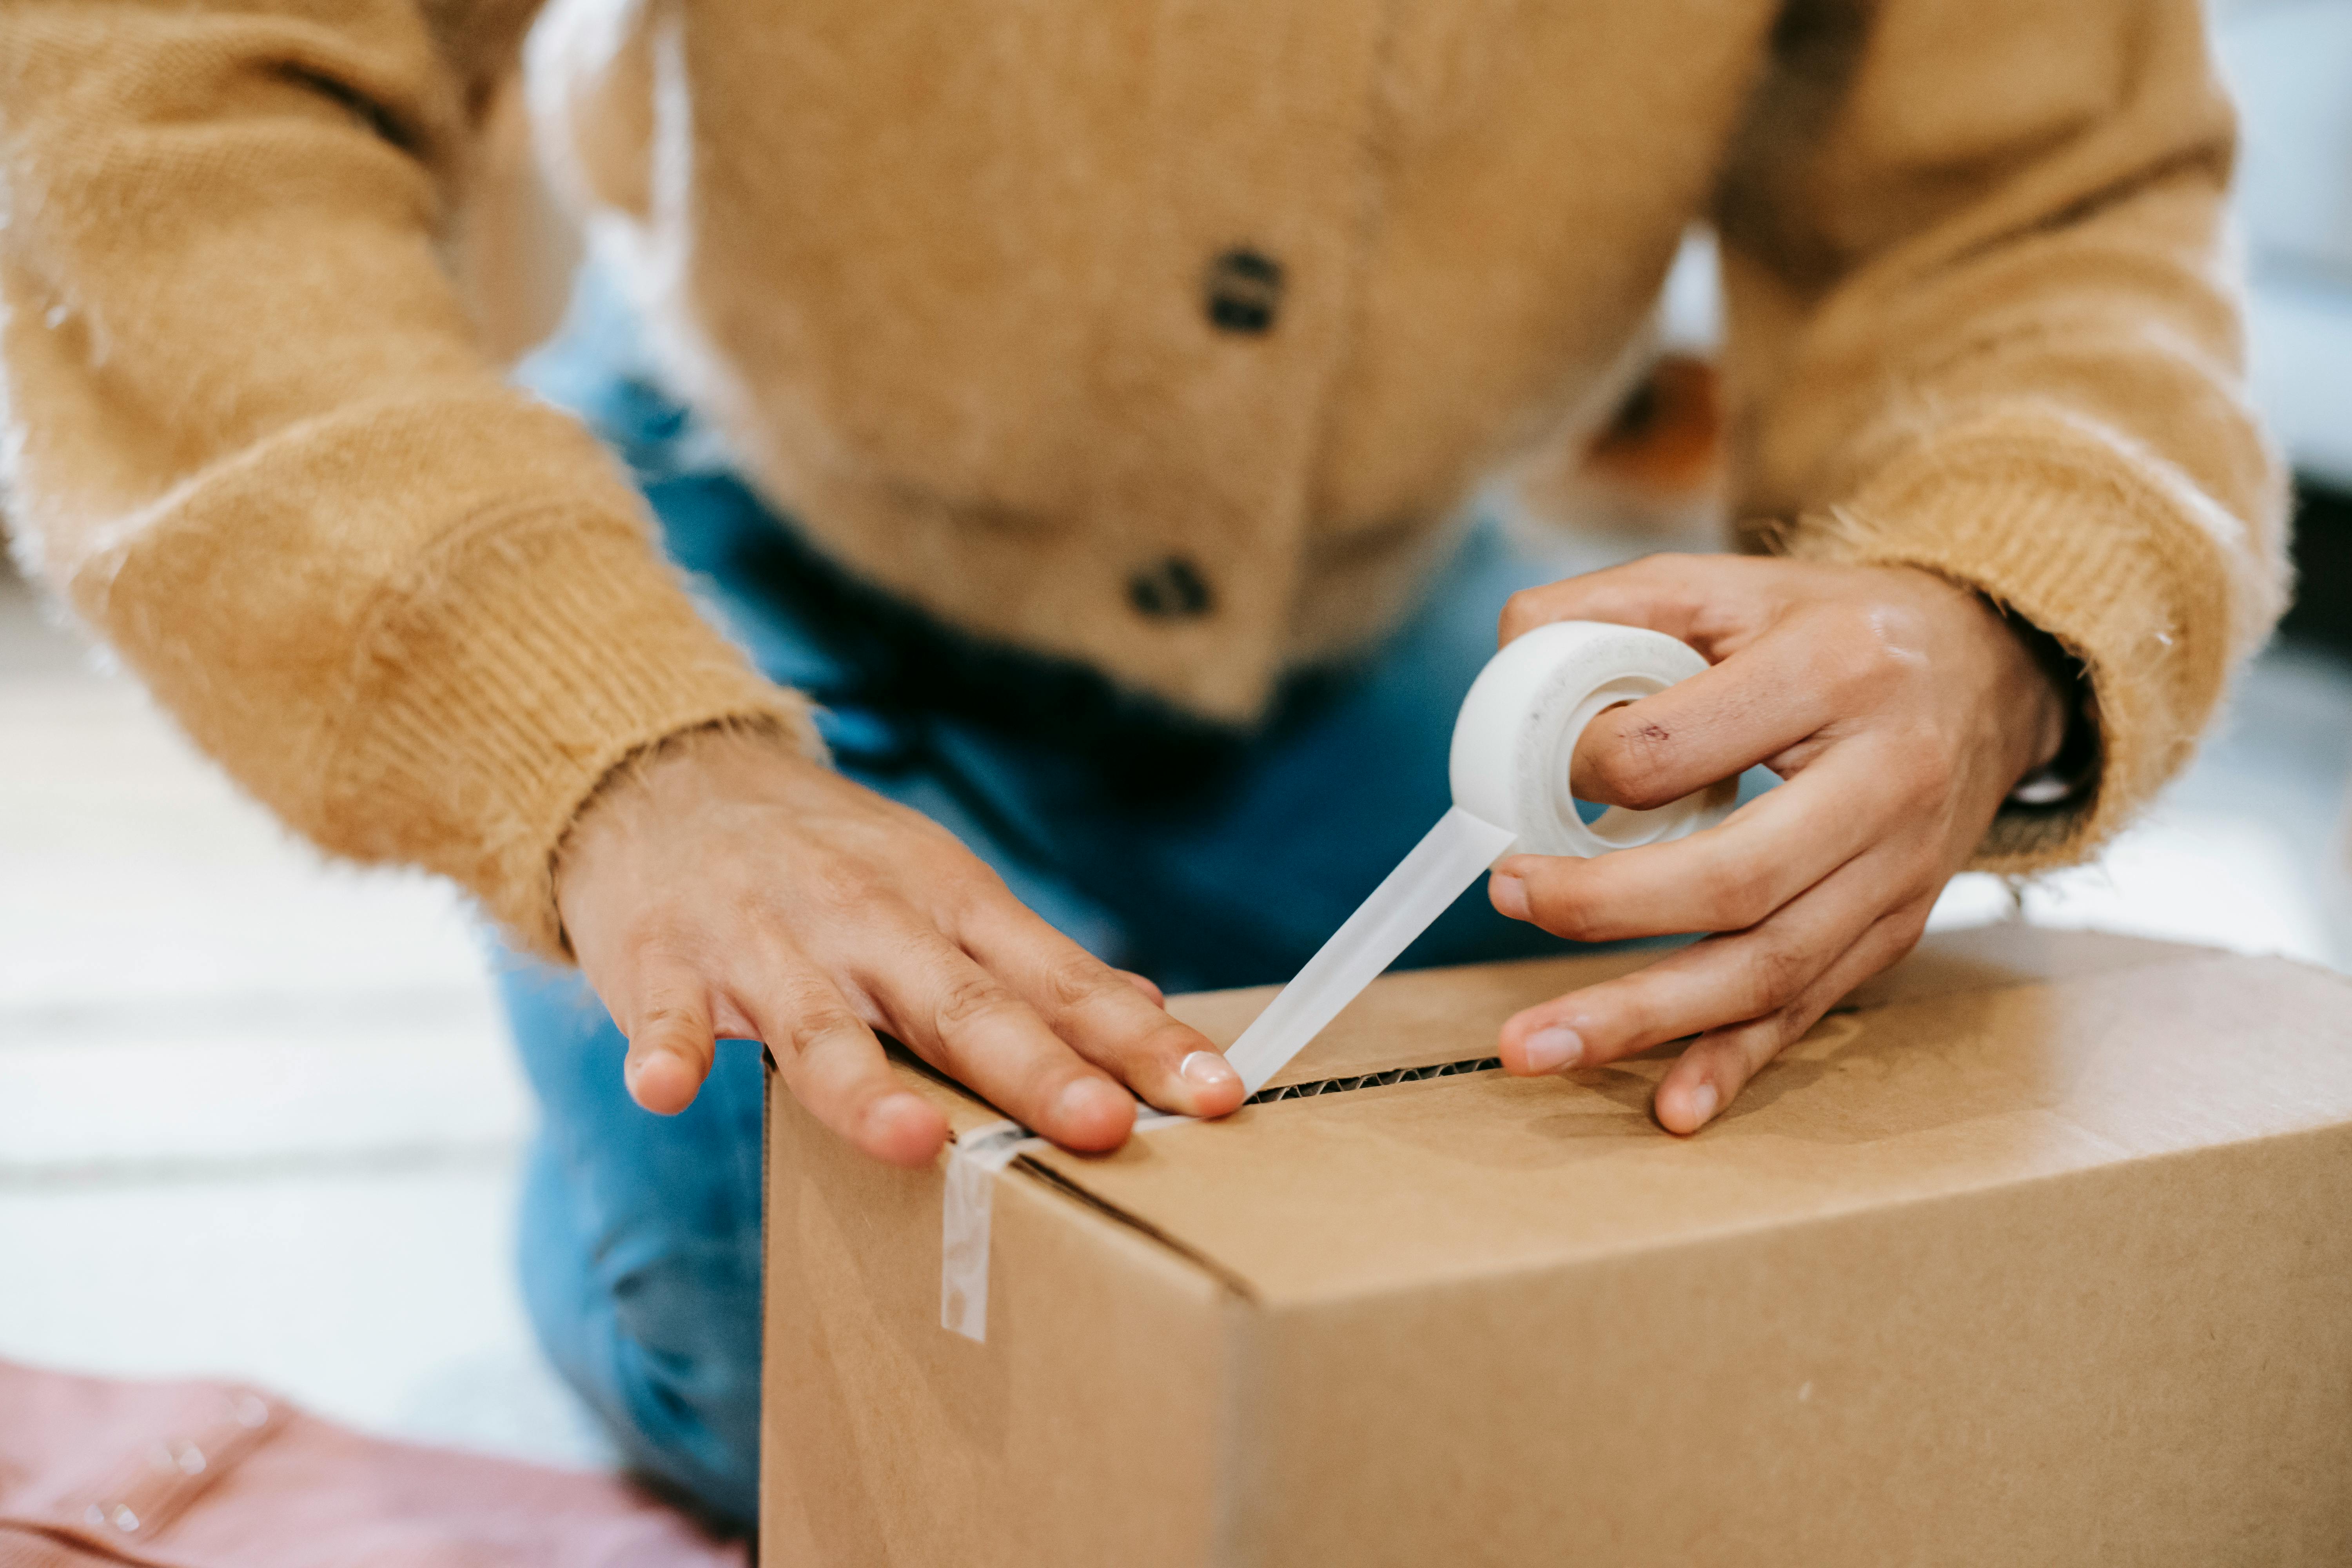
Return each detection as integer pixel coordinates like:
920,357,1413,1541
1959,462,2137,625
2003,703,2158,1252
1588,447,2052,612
518,1132,765,1526
497,955,769,1526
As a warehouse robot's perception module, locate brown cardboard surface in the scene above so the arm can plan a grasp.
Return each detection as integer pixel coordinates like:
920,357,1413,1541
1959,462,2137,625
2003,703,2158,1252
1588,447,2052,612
763,927,2352,1565
1233,1126,2352,1564
1037,934,2352,1303
762,1082,1240,1567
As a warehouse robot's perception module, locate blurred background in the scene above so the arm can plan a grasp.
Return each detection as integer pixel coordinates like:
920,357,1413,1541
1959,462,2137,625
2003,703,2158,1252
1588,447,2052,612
2,0,2348,1470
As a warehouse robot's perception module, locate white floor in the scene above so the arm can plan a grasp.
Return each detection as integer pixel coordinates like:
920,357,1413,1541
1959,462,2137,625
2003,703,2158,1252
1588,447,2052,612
0,568,615,1469
3,563,2349,1469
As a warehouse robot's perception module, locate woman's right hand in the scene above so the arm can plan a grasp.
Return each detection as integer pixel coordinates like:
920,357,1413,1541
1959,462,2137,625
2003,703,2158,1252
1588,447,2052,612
552,725,1245,1166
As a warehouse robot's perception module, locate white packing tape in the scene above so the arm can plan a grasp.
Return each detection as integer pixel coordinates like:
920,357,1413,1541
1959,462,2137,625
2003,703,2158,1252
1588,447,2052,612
1219,806,1518,1094
936,621,1739,1333
940,1120,1039,1342
1448,619,1739,859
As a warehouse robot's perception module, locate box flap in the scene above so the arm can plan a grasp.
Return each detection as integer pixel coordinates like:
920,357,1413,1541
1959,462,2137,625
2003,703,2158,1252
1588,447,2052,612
1008,929,2352,1305
1162,922,2190,1090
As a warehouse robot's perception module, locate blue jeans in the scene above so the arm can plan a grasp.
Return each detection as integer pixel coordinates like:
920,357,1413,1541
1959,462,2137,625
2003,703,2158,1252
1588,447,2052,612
498,276,1584,1524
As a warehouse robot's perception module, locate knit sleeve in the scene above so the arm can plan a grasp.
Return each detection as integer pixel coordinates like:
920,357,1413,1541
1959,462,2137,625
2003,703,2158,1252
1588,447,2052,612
0,2,818,958
1712,0,2289,871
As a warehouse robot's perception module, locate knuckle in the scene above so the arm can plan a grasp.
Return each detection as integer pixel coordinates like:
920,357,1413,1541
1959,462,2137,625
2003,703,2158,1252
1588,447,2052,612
1040,949,1122,1014
616,911,693,969
1740,936,1815,1015
1130,1015,1213,1073
1499,588,1550,642
768,972,843,1029
935,971,1017,1033
1733,996,1822,1068
1598,717,1686,810
1526,876,1605,942
939,859,1013,921
632,1000,707,1044
1819,607,1908,697
788,1006,863,1053
1579,736,1644,806
1816,641,1880,706
1590,990,1659,1052
803,856,872,914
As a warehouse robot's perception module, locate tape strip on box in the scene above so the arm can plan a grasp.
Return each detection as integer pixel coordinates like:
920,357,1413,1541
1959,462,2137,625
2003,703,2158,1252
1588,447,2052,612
941,1121,1038,1342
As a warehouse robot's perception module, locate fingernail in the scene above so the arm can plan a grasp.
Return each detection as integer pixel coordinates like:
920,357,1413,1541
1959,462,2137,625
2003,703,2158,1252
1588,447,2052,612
1523,1025,1583,1073
1687,1082,1720,1128
1180,1050,1241,1093
1491,874,1530,921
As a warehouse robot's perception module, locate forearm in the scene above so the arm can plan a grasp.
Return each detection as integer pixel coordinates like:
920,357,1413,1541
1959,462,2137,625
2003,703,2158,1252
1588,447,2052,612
0,2,813,953
1715,0,2288,868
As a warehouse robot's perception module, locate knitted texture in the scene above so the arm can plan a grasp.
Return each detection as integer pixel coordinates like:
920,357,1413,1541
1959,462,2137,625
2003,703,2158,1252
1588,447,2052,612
0,3,813,956
0,0,2287,948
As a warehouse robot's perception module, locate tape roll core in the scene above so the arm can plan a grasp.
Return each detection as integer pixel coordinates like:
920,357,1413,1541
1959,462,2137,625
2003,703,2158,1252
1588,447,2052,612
1448,621,1739,859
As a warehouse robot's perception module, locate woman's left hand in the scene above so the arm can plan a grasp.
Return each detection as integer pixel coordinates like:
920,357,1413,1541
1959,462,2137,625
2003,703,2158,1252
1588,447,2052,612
1488,554,2071,1133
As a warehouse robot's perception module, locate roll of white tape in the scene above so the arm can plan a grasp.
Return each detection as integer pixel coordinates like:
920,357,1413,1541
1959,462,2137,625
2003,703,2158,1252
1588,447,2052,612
1217,619,1738,1096
1448,620,1738,858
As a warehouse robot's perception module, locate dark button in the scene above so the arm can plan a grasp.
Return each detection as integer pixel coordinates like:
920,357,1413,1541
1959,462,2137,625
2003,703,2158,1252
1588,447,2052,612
1127,556,1215,619
1204,249,1283,335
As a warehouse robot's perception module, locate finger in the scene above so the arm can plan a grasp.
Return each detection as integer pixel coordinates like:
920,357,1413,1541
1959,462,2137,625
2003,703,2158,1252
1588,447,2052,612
617,962,720,1116
1496,845,1895,1076
849,910,1138,1152
733,950,948,1168
1499,553,1776,650
1491,738,1904,944
960,905,1242,1119
1116,969,1167,1007
1563,622,1849,809
1653,896,1933,1134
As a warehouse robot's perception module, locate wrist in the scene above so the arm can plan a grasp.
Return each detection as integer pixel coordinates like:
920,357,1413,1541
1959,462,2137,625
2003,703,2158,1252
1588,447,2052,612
1981,597,2094,805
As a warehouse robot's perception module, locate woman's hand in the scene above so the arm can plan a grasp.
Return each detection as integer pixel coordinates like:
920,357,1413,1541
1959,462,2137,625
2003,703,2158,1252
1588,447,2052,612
1488,554,2070,1134
553,727,1244,1166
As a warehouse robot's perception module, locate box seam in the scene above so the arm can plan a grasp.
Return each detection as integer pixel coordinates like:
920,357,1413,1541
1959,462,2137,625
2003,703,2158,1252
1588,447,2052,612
1013,1155,1266,1305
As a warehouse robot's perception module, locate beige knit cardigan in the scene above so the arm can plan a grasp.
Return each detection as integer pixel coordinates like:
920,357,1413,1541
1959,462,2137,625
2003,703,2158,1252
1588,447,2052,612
0,0,2287,958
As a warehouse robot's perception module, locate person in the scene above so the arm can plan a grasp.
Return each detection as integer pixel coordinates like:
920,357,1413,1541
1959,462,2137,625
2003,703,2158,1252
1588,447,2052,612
0,0,2285,1526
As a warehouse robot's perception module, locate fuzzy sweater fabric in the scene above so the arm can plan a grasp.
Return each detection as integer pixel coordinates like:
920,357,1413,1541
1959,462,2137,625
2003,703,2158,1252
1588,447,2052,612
0,0,2287,956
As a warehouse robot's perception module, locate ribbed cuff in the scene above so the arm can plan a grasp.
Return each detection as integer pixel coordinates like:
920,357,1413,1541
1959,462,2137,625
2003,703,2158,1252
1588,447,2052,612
329,499,821,958
1779,413,2256,872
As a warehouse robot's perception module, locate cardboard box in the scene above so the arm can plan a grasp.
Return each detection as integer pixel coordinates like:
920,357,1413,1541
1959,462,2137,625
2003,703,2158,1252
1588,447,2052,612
759,926,2352,1565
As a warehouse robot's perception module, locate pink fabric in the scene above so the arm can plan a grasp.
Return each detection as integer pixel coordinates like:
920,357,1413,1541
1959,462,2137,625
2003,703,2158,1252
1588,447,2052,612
0,1360,746,1568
